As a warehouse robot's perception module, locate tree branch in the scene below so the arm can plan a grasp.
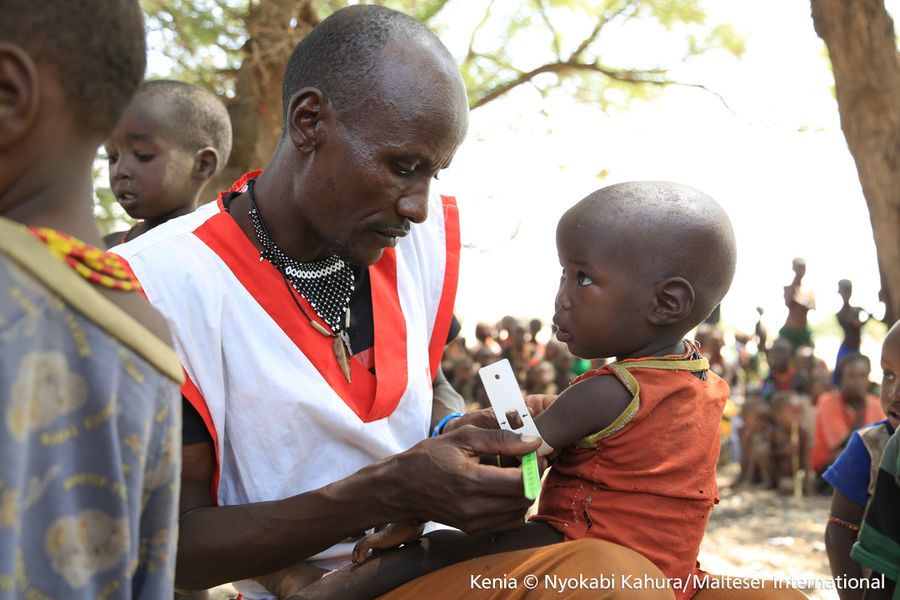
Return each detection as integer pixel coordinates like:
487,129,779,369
465,0,497,64
534,0,562,60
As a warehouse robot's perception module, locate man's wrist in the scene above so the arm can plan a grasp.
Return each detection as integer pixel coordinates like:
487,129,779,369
431,412,463,437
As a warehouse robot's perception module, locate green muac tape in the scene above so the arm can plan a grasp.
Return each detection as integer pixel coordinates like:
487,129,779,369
521,450,541,500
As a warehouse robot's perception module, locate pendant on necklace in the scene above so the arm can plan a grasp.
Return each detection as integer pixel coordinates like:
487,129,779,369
333,334,352,383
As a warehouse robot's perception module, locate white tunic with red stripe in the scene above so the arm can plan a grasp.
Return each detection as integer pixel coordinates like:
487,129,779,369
113,172,460,598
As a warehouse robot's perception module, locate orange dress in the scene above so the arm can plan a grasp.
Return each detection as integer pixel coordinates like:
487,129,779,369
532,342,729,599
810,390,885,473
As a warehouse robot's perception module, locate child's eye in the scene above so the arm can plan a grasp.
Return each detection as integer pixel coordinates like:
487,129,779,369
136,153,155,162
577,272,593,286
105,154,118,164
885,370,896,382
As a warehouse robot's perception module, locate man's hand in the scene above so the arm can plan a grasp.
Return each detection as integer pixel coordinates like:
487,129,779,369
442,394,558,434
381,426,542,535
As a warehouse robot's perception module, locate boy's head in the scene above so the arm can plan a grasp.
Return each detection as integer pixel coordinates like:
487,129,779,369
105,80,233,221
768,338,793,372
880,321,900,429
553,181,736,359
838,279,852,302
771,392,804,428
837,353,870,399
0,0,145,212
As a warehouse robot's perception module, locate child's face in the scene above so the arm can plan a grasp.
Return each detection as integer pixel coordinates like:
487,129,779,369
105,96,198,221
880,326,900,429
840,359,870,399
553,221,646,359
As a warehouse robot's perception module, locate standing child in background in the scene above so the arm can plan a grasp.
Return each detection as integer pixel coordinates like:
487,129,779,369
780,257,816,349
286,182,806,600
835,279,869,381
103,80,232,246
824,322,900,600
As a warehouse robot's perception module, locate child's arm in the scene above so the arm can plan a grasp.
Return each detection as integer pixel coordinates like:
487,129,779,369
825,490,866,600
287,523,564,600
532,373,632,452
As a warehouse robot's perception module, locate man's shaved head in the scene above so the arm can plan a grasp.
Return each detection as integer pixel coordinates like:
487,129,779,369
561,181,736,326
282,5,463,121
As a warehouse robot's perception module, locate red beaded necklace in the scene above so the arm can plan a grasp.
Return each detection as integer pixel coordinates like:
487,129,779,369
27,226,143,292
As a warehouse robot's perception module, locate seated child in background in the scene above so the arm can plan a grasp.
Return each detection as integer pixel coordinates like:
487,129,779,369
288,181,739,600
762,338,796,401
824,321,900,600
811,353,885,477
103,79,232,246
735,397,774,487
770,392,812,496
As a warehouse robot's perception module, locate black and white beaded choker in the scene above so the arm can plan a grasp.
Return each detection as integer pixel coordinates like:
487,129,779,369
246,178,356,382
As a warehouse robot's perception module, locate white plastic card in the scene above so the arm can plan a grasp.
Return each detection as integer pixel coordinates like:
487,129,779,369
478,359,552,456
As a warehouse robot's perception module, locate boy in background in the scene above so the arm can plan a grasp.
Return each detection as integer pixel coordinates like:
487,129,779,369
104,80,232,246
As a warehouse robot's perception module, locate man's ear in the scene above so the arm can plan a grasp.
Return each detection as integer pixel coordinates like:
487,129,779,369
0,43,39,151
286,88,326,153
191,147,219,181
648,277,695,326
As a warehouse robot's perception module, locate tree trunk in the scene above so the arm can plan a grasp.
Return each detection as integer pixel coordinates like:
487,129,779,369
811,0,900,325
208,0,319,195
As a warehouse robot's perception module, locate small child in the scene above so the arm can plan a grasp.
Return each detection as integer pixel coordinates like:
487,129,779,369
103,79,232,246
288,181,738,600
824,321,900,600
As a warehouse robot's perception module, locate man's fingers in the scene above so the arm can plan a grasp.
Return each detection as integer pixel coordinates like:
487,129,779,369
450,425,541,456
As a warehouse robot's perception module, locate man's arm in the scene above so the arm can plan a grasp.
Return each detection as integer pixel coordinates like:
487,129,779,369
430,366,465,431
175,428,542,590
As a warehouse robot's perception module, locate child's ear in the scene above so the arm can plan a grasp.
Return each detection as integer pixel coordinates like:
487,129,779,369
0,44,39,150
648,277,695,326
192,147,219,181
286,88,325,153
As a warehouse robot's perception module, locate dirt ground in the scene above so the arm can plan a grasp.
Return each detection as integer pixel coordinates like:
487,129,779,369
699,478,837,600
208,478,839,599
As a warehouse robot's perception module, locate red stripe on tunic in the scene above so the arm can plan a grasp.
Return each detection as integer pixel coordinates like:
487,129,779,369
428,195,460,380
194,172,411,422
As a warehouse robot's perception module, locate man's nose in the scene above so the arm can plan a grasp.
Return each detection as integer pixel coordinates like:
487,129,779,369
396,181,429,224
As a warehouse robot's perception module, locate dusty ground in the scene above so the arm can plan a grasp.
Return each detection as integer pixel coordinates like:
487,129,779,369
208,473,840,599
699,481,836,600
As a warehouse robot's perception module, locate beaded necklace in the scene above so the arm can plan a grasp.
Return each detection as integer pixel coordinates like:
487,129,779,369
246,179,355,382
27,226,142,292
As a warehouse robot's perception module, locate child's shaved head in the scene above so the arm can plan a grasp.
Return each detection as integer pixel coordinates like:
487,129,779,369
135,80,233,168
0,0,145,139
561,182,736,327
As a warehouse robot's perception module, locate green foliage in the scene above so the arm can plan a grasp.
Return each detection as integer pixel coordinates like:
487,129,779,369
141,0,743,110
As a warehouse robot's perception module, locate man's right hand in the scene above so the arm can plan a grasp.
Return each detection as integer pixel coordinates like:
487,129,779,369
380,426,542,535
